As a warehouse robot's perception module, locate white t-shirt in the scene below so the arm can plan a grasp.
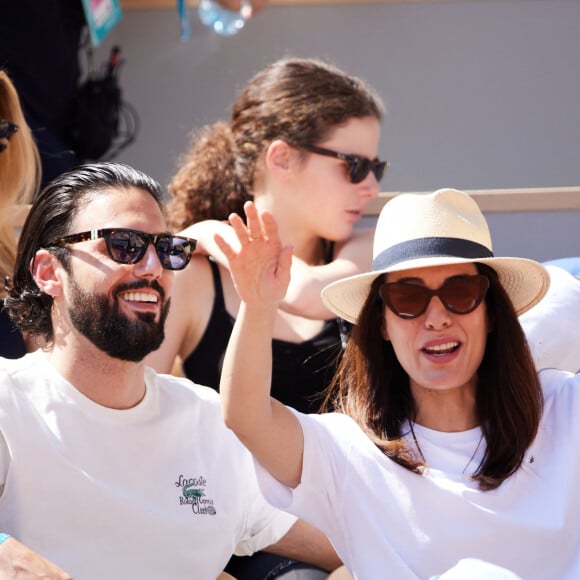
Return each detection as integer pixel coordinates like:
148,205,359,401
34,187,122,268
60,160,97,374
257,369,580,580
520,265,580,373
0,350,295,580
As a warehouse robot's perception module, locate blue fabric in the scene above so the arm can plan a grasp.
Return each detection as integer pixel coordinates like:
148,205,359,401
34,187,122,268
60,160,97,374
543,257,580,277
0,533,11,545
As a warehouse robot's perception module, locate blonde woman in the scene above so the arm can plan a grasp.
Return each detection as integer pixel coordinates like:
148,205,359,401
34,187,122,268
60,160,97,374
0,70,41,357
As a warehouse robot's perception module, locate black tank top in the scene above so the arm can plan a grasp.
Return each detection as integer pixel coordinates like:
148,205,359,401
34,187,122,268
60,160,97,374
182,258,347,414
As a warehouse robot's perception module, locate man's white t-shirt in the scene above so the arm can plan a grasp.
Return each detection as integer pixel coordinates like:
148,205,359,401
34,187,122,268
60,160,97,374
0,350,295,580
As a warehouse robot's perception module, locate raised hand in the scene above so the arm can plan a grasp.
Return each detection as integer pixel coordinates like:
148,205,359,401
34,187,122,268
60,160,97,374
218,204,305,491
214,201,293,306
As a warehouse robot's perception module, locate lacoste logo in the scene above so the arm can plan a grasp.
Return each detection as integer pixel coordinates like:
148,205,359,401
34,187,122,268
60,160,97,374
175,474,217,515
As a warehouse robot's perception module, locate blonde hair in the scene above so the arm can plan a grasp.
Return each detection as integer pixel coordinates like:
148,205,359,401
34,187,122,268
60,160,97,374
0,70,41,295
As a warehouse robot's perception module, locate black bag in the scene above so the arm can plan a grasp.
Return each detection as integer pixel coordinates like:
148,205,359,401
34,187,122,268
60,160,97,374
69,72,121,161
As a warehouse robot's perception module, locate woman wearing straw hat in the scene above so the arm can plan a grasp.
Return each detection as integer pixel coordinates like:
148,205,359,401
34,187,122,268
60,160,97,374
216,188,580,579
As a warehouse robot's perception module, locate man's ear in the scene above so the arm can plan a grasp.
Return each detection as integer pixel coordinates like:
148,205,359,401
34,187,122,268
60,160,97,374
265,139,293,177
31,249,63,298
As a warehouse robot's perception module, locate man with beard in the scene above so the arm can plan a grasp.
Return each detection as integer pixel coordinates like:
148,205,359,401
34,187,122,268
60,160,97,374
0,163,339,579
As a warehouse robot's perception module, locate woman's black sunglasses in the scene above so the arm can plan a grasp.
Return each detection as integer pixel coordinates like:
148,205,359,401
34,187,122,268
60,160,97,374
0,120,19,152
49,228,197,271
0,120,18,140
301,144,388,184
380,274,490,319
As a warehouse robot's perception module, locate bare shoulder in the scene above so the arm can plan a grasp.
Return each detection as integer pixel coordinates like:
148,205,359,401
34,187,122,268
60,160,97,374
172,255,217,359
174,254,214,290
147,255,217,373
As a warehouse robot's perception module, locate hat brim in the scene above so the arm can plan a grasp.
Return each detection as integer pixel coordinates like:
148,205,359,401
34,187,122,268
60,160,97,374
321,256,550,324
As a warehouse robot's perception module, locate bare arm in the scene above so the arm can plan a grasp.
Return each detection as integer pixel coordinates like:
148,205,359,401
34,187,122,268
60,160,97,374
0,537,72,579
217,202,304,488
145,264,194,374
280,229,374,320
183,221,372,321
179,220,239,267
264,519,342,572
145,255,213,374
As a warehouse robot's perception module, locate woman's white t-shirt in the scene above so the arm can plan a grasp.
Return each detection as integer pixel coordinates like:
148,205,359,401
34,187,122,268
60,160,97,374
257,369,580,579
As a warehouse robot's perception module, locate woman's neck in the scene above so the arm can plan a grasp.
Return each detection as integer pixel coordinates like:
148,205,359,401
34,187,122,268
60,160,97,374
412,384,479,432
254,196,325,264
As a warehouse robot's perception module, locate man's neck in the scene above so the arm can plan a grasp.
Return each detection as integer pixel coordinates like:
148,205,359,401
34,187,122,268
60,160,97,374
45,341,148,410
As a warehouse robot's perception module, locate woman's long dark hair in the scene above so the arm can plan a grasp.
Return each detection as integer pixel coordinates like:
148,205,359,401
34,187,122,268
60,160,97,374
325,263,543,490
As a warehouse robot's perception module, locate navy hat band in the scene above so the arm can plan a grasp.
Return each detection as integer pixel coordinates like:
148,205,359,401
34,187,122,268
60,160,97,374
373,237,494,271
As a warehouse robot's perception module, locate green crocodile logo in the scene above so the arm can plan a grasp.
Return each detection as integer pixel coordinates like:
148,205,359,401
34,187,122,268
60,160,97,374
182,483,205,499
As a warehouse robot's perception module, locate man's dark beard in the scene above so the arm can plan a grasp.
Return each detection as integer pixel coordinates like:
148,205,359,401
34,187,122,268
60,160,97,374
68,279,170,362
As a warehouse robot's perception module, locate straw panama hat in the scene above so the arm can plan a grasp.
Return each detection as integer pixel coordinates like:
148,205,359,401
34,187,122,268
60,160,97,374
321,188,550,324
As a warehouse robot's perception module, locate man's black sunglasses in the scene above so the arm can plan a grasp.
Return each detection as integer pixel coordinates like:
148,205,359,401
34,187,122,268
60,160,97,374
301,144,388,184
49,228,197,271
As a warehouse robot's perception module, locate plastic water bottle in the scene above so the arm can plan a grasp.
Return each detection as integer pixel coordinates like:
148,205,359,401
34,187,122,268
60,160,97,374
198,0,252,36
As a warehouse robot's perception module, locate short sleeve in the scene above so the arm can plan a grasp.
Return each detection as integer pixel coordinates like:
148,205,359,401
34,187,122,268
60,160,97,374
232,468,296,556
254,411,355,535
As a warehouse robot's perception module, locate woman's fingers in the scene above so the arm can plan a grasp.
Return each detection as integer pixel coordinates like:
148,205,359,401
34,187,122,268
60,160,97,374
228,211,252,245
216,201,284,263
242,201,266,242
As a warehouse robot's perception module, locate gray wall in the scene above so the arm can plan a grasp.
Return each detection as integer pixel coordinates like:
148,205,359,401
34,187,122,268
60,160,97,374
95,0,579,261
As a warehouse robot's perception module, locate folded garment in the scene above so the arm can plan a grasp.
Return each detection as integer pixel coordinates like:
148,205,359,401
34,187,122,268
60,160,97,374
520,264,580,373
